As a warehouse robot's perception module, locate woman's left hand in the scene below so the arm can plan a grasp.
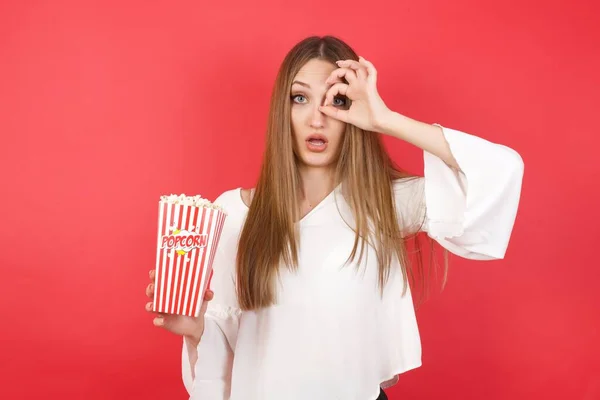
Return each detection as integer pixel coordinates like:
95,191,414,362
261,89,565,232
320,56,392,132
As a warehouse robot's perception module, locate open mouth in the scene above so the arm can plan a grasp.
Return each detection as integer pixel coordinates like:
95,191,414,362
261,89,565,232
305,134,328,152
307,138,326,146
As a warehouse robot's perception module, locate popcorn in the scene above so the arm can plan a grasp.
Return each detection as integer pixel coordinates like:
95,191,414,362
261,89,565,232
152,193,227,317
159,194,226,212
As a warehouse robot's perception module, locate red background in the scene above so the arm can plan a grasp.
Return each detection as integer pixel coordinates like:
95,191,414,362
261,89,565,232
1,1,599,399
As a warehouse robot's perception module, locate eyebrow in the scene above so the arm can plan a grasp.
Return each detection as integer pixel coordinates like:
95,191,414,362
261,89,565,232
291,80,310,88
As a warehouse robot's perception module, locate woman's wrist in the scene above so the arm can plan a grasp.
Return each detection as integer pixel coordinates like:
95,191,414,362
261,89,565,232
184,327,203,347
184,334,201,347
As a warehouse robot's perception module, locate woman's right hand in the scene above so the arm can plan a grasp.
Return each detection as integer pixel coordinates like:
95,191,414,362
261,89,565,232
145,269,214,344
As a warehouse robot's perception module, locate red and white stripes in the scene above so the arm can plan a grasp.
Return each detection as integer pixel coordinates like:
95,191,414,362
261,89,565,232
153,201,226,317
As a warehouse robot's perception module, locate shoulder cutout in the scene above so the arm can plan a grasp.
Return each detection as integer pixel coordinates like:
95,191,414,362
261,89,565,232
240,188,255,208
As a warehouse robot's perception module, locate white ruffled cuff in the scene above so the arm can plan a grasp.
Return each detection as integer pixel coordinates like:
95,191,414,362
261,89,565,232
423,123,524,259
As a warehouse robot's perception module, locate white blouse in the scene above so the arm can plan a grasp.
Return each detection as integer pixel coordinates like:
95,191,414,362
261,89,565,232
180,124,524,400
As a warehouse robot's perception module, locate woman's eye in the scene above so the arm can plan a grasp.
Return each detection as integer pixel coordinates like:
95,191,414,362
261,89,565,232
333,96,347,107
292,94,307,103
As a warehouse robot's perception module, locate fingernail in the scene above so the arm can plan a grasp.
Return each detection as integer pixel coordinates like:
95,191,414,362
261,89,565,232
154,318,163,326
150,284,154,290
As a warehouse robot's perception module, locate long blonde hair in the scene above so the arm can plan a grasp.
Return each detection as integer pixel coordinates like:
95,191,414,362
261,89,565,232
236,35,445,311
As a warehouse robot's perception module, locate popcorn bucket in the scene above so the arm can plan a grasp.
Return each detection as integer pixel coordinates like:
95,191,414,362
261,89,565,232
152,195,227,317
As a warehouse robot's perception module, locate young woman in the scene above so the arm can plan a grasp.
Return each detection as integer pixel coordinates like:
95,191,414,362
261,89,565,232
145,35,524,400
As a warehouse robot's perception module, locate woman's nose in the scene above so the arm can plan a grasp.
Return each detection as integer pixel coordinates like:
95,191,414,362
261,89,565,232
310,104,325,128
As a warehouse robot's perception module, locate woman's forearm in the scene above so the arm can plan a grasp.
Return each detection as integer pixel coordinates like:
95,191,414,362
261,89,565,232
184,334,201,379
377,111,460,170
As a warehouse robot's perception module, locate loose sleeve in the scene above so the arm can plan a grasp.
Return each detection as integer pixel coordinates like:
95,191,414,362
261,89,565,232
181,189,243,399
394,124,524,260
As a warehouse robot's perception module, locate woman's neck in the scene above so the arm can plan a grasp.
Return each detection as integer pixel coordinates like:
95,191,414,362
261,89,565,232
297,166,336,206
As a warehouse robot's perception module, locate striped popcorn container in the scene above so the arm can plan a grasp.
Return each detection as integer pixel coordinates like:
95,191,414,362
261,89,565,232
153,194,227,317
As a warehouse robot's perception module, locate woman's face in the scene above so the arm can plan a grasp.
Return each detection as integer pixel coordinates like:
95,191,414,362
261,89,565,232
290,58,348,170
